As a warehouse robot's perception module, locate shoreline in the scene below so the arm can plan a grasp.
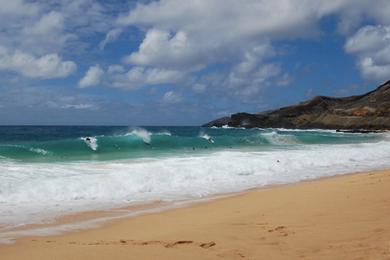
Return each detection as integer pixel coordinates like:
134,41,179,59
1,168,390,259
0,167,383,244
0,187,239,245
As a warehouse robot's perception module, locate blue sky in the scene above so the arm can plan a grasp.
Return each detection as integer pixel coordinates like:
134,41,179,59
0,0,389,125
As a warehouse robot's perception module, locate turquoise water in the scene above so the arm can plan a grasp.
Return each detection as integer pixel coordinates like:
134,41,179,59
0,126,382,162
1,125,390,242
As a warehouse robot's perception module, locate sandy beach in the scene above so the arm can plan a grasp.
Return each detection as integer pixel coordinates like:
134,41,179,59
1,169,390,259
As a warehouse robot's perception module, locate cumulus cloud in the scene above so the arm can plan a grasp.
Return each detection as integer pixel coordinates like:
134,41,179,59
117,0,346,41
345,25,390,81
111,0,390,94
357,57,390,81
0,46,76,78
122,29,208,70
0,0,118,79
345,25,390,54
336,1,390,34
118,0,323,72
79,65,104,87
79,65,185,90
109,66,185,90
0,2,64,55
113,0,345,97
3,0,390,109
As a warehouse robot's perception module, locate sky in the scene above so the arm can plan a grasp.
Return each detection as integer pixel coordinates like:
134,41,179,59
0,0,389,125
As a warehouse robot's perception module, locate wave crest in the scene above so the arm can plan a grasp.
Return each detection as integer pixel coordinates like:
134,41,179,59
125,128,152,144
262,131,300,145
28,147,49,155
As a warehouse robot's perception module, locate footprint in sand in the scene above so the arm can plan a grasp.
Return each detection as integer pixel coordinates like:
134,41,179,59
81,239,216,249
268,225,291,236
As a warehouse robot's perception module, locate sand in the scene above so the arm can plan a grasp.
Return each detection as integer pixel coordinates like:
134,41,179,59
1,169,390,259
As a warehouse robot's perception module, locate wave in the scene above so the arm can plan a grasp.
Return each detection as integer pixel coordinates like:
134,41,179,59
155,130,172,136
272,128,338,133
125,128,152,144
220,125,245,129
262,131,300,145
1,139,390,233
123,128,172,144
0,127,383,162
0,144,50,156
28,147,49,155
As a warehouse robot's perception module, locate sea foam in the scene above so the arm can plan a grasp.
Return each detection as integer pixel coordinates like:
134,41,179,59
1,139,390,235
125,128,152,144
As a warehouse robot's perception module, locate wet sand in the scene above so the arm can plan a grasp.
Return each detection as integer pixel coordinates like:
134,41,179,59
1,169,390,259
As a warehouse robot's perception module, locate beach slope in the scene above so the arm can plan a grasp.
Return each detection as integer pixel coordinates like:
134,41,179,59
1,170,390,259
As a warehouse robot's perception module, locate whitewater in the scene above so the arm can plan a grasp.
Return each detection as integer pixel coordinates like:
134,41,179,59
0,126,389,243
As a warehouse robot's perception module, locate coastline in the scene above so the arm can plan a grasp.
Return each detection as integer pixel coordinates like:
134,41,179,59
1,169,390,259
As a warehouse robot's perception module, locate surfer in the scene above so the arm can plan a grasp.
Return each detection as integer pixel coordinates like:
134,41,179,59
82,136,98,151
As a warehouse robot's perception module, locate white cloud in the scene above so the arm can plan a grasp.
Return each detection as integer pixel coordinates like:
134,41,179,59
163,91,182,104
59,103,98,110
4,0,389,97
0,3,64,56
99,28,123,50
113,0,390,94
0,0,118,79
27,11,64,35
337,1,390,34
122,29,207,70
79,65,104,88
0,46,76,78
0,0,40,16
109,66,185,90
345,25,390,54
79,65,185,90
117,0,346,41
114,0,350,96
358,57,390,81
107,65,125,74
345,25,390,81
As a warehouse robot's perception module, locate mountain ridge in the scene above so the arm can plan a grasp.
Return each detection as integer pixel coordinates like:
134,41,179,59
203,80,390,130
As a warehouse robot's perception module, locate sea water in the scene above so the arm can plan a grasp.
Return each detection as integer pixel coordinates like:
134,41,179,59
0,126,390,242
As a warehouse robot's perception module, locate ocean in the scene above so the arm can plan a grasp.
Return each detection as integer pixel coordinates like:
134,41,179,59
1,126,390,242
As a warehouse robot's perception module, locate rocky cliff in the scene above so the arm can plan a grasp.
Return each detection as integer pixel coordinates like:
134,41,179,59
203,80,390,130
